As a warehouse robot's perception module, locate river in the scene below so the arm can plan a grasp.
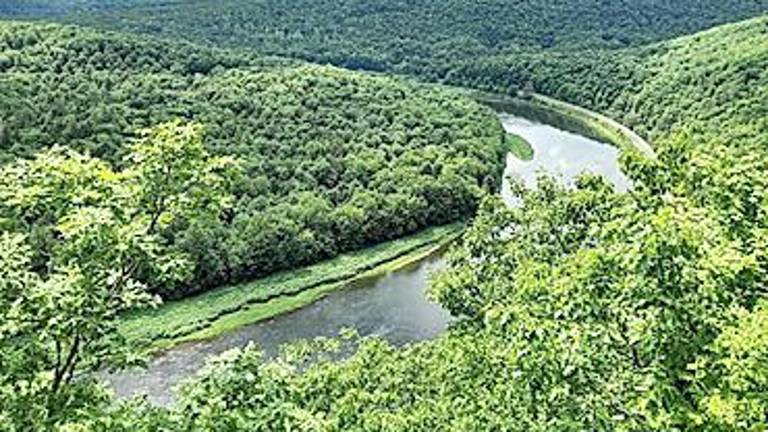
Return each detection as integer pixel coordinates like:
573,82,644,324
104,111,630,405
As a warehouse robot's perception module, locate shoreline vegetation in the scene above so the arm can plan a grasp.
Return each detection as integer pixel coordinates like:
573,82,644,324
469,90,656,158
1,4,765,428
504,132,534,161
0,19,508,300
120,223,464,351
531,93,656,157
119,89,651,353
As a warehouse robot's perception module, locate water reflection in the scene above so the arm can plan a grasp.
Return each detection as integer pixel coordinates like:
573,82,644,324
501,114,631,206
105,112,631,406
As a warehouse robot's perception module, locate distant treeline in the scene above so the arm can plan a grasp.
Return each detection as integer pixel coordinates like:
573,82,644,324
51,0,767,86
0,0,165,17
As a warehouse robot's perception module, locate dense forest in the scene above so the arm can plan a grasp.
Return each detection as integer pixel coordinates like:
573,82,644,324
98,13,768,431
1,1,768,431
444,17,768,142
45,0,768,83
0,0,157,17
116,16,766,430
0,21,507,297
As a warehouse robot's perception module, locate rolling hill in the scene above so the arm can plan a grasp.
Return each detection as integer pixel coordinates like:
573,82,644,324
0,20,507,297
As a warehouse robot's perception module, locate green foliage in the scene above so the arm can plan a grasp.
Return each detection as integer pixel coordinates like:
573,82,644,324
466,16,768,143
504,132,534,161
0,121,233,430
690,301,768,429
54,0,768,81
77,14,768,432
0,20,507,297
2,3,768,431
137,143,767,430
0,0,159,17
119,223,461,349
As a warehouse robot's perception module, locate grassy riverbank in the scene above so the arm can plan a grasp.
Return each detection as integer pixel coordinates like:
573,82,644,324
120,223,463,350
467,89,655,157
119,88,645,352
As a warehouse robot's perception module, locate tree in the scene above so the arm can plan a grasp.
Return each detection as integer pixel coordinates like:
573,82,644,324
0,121,236,429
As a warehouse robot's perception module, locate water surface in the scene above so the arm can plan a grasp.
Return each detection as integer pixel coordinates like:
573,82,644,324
105,111,630,405
501,114,630,205
107,254,450,406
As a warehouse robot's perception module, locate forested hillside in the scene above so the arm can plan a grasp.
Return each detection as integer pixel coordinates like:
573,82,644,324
0,0,154,17
0,21,507,297
70,16,766,431
2,2,768,431
478,16,768,142
0,0,77,17
16,0,768,83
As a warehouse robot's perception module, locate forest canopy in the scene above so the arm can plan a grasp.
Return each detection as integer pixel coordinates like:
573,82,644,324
0,20,508,297
142,15,768,430
0,2,767,431
40,0,768,83
69,13,767,431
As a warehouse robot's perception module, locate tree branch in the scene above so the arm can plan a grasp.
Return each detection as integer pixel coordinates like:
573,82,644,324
50,332,80,396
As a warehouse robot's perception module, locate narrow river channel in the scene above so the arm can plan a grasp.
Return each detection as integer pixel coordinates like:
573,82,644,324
104,111,631,406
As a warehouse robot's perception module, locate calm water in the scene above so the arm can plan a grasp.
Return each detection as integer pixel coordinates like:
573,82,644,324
104,112,629,405
500,114,631,204
105,254,450,406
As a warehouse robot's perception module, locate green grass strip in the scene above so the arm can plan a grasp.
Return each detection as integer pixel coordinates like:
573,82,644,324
120,223,463,349
173,239,450,346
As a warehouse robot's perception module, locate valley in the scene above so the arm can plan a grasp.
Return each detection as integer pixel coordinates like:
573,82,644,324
106,104,635,406
0,2,766,431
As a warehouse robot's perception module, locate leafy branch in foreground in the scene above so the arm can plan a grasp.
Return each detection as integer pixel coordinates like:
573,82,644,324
0,121,236,429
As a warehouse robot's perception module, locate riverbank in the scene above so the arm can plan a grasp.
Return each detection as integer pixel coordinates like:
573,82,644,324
120,223,463,351
530,93,655,157
118,89,648,353
466,89,655,158
108,106,635,405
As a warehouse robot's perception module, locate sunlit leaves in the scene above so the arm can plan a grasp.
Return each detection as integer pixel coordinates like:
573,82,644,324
126,120,238,233
689,302,768,429
0,121,235,429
